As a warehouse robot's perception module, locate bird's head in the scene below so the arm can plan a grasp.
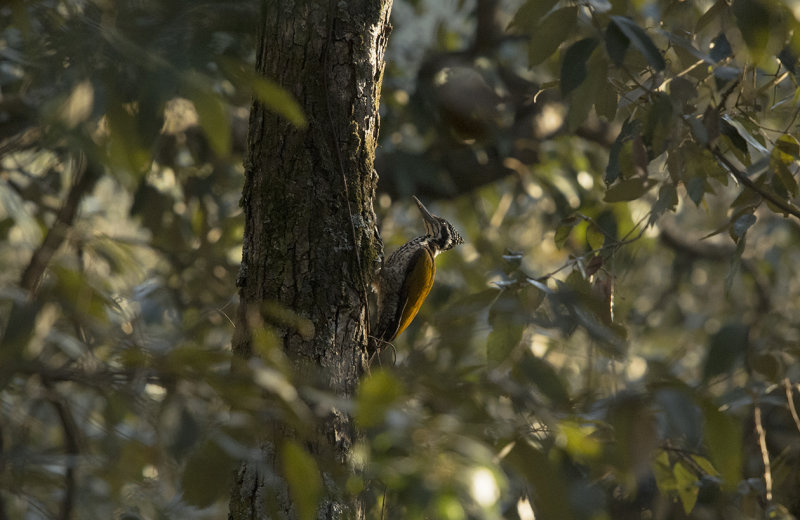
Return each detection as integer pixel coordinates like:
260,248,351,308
413,196,464,252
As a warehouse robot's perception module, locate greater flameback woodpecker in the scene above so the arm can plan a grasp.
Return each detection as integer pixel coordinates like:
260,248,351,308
374,196,463,345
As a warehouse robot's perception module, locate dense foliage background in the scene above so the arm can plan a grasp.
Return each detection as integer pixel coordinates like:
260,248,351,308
2,0,800,518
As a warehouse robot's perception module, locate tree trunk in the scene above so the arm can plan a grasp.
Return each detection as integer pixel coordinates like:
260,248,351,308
228,1,392,519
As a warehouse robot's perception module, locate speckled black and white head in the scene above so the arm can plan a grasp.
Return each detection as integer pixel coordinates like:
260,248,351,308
413,196,464,254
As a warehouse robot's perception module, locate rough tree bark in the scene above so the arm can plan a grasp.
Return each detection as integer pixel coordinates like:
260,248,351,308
228,1,392,519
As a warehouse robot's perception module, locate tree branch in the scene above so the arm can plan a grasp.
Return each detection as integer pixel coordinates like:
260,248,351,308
42,379,81,520
19,154,101,295
710,147,800,222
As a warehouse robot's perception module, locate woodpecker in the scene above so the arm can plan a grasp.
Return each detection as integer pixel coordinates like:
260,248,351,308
374,196,464,346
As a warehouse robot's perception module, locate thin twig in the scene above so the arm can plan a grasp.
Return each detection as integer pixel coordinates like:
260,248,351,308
753,402,773,505
0,423,7,520
536,214,649,282
784,378,800,434
710,147,800,221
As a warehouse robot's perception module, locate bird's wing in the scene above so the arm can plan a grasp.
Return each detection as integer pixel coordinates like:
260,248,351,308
391,248,436,340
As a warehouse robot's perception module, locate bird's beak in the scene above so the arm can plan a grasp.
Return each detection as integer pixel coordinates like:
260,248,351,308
412,196,437,235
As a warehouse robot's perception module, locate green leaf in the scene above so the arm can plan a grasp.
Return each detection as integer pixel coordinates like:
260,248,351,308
508,0,560,33
504,441,576,520
609,16,666,70
732,0,771,62
181,440,235,508
527,7,578,66
557,420,602,460
107,103,150,173
184,76,231,157
771,134,800,197
606,118,639,184
218,58,307,128
686,177,707,206
644,92,674,155
605,19,629,66
356,370,404,428
282,440,322,520
555,216,579,248
603,178,657,202
697,1,729,33
720,118,749,163
703,323,749,381
514,353,570,406
487,324,523,367
774,133,800,157
567,51,608,131
674,462,699,514
702,403,742,491
691,455,719,477
730,212,756,242
595,79,618,120
0,300,39,361
487,290,527,366
669,77,697,113
649,182,678,224
561,38,599,96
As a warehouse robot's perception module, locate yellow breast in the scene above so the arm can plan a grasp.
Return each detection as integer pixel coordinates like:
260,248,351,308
392,247,436,340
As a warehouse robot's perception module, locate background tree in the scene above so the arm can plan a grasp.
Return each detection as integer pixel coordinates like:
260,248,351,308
2,0,800,519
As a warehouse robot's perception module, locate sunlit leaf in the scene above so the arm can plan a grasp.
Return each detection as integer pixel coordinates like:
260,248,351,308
557,420,601,459
673,462,699,514
774,133,800,157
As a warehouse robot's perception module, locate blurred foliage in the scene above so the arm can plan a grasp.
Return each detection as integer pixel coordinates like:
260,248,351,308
3,0,800,519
